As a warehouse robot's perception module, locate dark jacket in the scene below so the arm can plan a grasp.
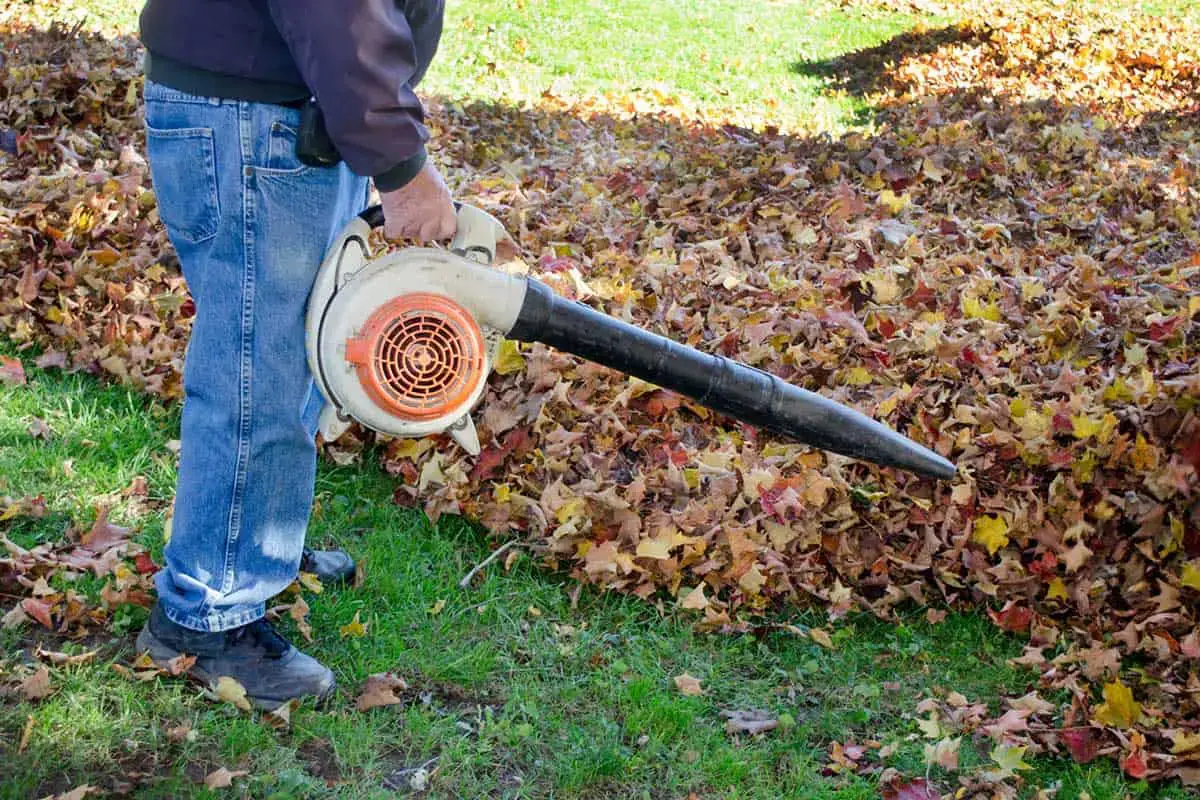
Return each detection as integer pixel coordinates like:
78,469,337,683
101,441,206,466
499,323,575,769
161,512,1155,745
139,0,445,190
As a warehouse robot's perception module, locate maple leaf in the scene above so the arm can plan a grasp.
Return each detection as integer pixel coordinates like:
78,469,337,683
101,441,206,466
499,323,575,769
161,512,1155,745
1061,727,1099,764
972,515,1009,555
882,778,939,800
989,743,1032,779
1093,679,1141,729
355,672,409,711
339,610,368,639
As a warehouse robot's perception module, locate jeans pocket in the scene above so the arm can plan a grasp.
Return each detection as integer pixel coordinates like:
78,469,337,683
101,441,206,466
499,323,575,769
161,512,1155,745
262,120,314,176
145,125,221,245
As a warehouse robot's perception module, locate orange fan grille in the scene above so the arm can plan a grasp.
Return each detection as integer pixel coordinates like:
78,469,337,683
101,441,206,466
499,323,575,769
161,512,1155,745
344,294,486,420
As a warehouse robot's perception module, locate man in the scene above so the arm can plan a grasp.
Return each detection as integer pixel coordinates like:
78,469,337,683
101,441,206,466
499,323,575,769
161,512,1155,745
132,0,456,710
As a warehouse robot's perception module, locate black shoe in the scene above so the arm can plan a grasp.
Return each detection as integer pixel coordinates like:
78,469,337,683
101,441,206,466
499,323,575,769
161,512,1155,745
299,547,356,586
135,602,335,710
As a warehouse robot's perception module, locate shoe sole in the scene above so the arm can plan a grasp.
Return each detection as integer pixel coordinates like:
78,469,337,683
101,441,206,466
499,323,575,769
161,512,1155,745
135,626,336,712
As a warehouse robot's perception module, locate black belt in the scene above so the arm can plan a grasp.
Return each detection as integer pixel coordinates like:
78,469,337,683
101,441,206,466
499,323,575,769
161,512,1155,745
278,97,310,110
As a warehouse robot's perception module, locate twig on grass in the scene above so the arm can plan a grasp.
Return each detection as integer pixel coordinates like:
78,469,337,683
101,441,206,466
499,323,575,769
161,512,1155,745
458,540,522,589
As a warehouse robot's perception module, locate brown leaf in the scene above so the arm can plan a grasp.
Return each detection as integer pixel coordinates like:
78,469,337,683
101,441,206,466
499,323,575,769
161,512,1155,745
21,665,53,700
673,673,703,696
167,654,197,676
35,647,97,666
204,767,249,790
355,672,409,711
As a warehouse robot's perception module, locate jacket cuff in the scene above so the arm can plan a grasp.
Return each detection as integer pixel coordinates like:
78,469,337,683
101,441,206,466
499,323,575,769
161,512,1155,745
372,144,428,192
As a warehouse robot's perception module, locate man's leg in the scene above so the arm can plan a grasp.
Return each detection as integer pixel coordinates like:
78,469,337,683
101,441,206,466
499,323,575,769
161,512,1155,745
136,81,369,707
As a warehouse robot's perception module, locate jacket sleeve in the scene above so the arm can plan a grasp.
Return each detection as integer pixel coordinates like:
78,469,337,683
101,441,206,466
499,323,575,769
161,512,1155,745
265,0,445,191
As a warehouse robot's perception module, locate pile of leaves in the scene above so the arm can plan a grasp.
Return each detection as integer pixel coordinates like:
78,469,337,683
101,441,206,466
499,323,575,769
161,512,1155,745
1,0,1197,793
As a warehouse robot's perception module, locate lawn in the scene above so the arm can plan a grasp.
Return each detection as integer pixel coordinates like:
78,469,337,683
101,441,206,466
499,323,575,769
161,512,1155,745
2,0,1199,798
0,345,1172,800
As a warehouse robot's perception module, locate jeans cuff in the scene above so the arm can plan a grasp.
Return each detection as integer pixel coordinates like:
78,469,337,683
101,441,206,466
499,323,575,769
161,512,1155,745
159,600,265,633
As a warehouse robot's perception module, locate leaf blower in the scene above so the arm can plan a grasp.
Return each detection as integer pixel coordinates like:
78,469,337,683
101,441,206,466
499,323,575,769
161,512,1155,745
305,204,957,480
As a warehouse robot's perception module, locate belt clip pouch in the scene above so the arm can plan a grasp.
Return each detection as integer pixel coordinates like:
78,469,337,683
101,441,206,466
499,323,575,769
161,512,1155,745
296,97,343,167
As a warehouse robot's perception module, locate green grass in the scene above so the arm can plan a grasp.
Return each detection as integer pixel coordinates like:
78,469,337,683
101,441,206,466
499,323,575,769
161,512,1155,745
1,347,1189,799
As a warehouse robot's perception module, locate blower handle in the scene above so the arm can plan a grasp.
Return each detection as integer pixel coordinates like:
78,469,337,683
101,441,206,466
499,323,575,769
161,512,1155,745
358,202,500,263
356,202,463,227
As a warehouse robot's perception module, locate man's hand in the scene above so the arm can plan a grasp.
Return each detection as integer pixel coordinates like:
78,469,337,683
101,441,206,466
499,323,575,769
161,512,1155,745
379,161,457,242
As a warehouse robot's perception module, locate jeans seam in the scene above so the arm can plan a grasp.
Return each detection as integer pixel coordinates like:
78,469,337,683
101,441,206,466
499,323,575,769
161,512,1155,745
220,101,256,595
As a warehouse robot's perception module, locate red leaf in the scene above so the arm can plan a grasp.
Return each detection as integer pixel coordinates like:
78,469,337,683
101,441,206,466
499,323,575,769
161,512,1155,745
0,357,27,386
1148,316,1180,341
882,778,939,800
470,445,510,482
1121,747,1148,779
21,598,54,629
134,552,160,575
1061,727,1099,764
989,601,1033,633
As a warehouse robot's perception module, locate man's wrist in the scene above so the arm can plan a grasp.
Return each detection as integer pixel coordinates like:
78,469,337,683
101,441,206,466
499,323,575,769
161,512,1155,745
372,145,428,192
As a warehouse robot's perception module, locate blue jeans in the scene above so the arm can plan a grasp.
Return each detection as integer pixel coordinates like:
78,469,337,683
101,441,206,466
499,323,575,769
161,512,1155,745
143,80,370,632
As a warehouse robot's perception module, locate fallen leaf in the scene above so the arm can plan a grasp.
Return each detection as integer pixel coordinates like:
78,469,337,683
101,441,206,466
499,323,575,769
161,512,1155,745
674,673,703,696
0,356,27,385
204,768,248,790
973,515,1009,555
21,665,52,700
1093,679,1141,729
355,672,409,711
339,610,367,638
214,676,252,711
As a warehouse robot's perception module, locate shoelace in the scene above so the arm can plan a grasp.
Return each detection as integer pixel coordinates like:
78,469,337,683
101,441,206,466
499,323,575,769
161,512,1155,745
229,618,290,658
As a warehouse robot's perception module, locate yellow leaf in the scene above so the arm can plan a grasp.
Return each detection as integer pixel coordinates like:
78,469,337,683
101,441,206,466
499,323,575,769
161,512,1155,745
556,497,586,524
493,339,526,375
963,295,1002,322
339,610,368,639
973,515,1010,556
1131,434,1158,471
1093,680,1141,729
1180,562,1200,592
215,676,251,711
1190,295,1200,318
1171,730,1200,755
808,628,834,649
428,599,446,616
878,189,909,215
846,367,872,386
1009,397,1029,418
1046,578,1069,601
1072,414,1101,440
298,572,323,594
990,743,1031,778
674,673,703,696
1124,344,1146,366
636,537,671,560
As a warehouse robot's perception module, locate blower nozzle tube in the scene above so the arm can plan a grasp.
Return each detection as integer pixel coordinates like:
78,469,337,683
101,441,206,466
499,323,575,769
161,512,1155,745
508,280,956,480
